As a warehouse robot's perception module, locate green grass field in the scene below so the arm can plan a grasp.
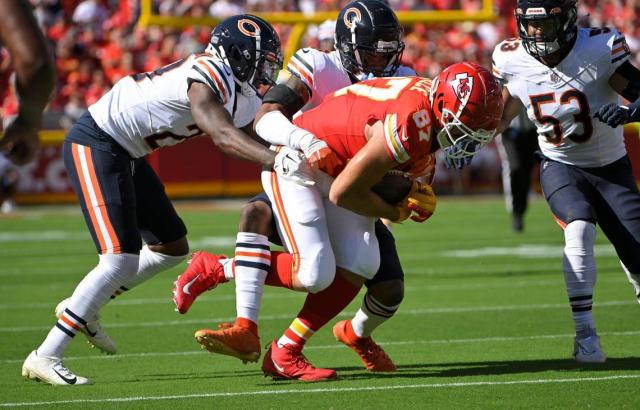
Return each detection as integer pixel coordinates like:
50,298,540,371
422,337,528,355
1,197,639,408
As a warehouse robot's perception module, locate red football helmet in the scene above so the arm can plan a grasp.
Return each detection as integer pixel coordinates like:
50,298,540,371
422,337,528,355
430,62,504,166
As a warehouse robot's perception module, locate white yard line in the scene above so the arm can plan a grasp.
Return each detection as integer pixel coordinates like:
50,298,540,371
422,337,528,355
0,276,632,311
3,330,639,364
1,300,636,333
1,375,639,407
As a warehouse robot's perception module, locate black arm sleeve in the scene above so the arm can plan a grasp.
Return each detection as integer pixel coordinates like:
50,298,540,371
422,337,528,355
615,61,640,102
262,84,305,118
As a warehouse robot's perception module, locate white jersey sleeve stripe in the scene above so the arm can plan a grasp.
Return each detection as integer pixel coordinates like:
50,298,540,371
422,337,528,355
287,55,314,89
384,113,410,163
611,34,631,64
196,60,229,104
191,65,224,102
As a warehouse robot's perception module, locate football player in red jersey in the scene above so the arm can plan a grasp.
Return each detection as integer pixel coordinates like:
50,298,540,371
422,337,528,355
0,0,55,165
194,63,503,381
174,0,420,374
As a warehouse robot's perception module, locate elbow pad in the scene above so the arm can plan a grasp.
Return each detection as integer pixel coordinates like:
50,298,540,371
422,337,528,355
262,84,305,117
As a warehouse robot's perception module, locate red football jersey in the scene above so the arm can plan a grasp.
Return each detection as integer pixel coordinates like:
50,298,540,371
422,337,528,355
293,76,437,177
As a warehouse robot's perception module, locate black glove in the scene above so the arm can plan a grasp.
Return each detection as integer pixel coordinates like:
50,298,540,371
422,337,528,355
594,103,629,128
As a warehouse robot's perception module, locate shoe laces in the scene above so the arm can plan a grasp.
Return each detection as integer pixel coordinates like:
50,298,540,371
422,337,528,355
52,361,74,378
281,344,314,370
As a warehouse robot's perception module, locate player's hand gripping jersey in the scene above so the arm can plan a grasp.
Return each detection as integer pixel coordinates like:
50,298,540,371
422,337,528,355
286,48,416,113
293,76,436,177
492,28,631,167
88,53,261,158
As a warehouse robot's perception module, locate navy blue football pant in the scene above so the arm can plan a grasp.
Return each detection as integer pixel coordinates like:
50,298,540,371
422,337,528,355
63,112,187,255
540,155,640,274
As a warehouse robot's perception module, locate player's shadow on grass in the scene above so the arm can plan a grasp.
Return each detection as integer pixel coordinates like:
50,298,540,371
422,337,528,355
114,369,265,383
334,357,640,380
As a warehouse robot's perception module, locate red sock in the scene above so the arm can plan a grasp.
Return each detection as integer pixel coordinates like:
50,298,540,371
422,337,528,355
282,272,362,345
264,251,294,289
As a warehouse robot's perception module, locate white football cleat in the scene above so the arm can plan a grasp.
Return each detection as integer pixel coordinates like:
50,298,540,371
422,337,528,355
573,328,607,363
22,350,91,385
55,298,117,355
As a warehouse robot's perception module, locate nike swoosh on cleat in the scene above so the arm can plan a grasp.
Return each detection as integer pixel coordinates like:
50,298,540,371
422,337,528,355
182,274,200,295
272,358,285,373
53,368,77,384
84,325,97,338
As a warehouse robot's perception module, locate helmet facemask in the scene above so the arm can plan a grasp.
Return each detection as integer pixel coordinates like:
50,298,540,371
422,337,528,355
342,30,405,78
246,49,283,97
435,108,496,169
516,4,577,60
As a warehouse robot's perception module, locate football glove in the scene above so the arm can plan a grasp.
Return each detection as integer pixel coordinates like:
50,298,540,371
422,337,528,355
594,101,640,128
392,201,412,223
406,182,437,223
273,147,315,187
299,136,343,176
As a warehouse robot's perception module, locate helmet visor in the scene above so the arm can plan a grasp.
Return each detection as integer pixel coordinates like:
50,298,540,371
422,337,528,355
355,39,404,77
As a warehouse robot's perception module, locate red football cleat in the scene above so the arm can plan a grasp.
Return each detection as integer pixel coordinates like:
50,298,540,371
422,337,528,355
194,321,261,363
173,251,228,314
333,320,396,372
261,340,337,382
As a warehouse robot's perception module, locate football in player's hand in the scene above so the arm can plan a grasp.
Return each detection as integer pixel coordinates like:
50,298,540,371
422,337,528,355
371,172,414,205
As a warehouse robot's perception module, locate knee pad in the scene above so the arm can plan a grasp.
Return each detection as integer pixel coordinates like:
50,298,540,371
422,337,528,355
297,245,336,293
563,220,596,296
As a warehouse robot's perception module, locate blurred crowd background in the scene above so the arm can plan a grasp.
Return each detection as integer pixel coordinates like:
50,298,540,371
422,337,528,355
2,0,637,131
0,0,638,204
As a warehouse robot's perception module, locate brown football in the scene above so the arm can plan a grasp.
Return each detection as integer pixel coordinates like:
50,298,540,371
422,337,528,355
371,172,414,205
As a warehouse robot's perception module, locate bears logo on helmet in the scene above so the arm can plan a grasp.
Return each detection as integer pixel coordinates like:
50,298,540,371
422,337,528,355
335,0,404,78
207,14,283,97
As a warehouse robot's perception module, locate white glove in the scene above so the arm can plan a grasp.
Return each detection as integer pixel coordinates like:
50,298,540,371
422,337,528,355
273,146,315,187
298,134,342,175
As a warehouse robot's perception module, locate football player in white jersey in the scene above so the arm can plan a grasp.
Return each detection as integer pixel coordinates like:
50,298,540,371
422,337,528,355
21,15,312,386
172,0,424,374
492,0,640,364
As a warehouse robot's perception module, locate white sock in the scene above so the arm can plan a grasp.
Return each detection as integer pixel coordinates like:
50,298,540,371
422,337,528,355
122,245,187,290
222,257,235,281
563,220,597,334
351,292,400,338
38,253,139,358
234,232,270,324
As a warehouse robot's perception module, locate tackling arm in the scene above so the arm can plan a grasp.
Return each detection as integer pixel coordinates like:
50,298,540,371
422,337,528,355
188,82,275,169
0,0,55,165
496,86,524,135
329,120,409,222
253,74,341,173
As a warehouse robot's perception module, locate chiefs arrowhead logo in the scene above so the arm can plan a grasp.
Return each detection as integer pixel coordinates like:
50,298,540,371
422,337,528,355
449,73,474,115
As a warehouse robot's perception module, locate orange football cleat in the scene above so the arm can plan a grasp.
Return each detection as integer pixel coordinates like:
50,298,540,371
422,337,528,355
194,321,261,363
333,320,396,372
173,251,228,314
261,340,337,382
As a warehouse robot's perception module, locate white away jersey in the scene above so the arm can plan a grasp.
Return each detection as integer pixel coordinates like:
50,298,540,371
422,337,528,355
286,48,416,113
88,53,260,158
492,28,631,167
